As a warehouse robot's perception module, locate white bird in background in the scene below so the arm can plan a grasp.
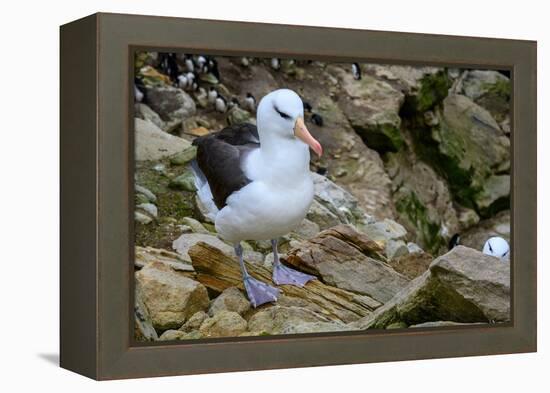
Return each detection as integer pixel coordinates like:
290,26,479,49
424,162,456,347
482,237,510,261
208,87,218,104
191,89,323,307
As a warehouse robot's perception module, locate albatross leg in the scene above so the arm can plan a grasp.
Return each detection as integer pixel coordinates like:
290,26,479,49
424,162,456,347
234,243,279,308
271,239,316,286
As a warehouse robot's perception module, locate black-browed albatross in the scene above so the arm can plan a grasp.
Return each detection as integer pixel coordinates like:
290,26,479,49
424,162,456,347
192,89,323,307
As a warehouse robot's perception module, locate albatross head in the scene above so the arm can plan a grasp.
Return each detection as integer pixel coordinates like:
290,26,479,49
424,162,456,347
257,89,323,157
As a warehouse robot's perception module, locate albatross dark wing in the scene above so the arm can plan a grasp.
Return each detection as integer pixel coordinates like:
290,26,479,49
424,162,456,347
192,123,260,209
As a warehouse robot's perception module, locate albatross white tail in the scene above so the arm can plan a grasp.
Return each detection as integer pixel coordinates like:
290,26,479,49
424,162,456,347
191,160,219,222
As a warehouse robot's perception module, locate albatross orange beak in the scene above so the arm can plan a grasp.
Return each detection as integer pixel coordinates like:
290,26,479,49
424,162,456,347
294,117,323,157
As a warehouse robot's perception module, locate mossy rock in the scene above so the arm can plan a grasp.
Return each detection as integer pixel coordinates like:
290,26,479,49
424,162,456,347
169,171,197,192
170,146,197,166
401,70,452,115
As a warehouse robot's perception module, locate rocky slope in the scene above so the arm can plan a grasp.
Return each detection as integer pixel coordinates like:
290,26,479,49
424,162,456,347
133,53,511,341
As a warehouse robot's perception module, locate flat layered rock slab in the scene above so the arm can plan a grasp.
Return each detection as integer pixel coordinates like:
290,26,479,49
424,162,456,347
188,241,381,324
351,246,510,329
284,224,410,303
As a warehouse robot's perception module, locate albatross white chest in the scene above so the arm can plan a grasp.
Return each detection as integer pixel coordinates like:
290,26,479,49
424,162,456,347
215,143,315,242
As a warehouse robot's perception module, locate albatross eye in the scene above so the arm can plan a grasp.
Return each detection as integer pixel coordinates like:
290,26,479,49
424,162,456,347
274,106,291,120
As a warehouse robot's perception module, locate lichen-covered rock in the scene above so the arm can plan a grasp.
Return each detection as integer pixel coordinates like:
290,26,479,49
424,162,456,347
459,70,511,123
431,94,510,213
135,246,194,272
386,150,459,253
135,118,192,161
134,283,158,341
247,306,350,335
199,311,248,338
135,262,209,330
208,287,251,317
135,102,165,130
306,96,395,219
143,85,196,131
169,171,196,192
179,311,209,332
330,66,405,152
169,146,197,165
310,173,374,229
352,246,510,329
285,224,409,303
159,329,202,341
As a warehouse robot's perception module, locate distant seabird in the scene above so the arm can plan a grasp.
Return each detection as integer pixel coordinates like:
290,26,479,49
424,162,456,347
191,89,322,307
184,55,194,72
352,62,362,80
215,95,227,113
271,58,281,70
448,233,460,250
208,87,218,104
482,237,510,261
244,93,256,112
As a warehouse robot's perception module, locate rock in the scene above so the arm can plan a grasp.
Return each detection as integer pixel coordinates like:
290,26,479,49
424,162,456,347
137,203,158,218
292,218,320,239
173,233,233,262
306,199,342,230
248,306,351,335
457,207,480,230
135,118,192,161
460,210,510,252
135,184,157,203
409,321,482,328
134,246,194,272
199,311,248,338
159,329,202,341
352,245,510,329
387,249,433,279
407,242,424,254
189,241,381,323
361,64,443,98
305,96,395,220
432,94,510,213
169,146,197,165
401,69,452,114
386,151,459,253
208,287,251,317
460,70,511,123
311,173,374,229
284,224,409,303
143,85,196,131
135,103,165,130
135,211,153,225
169,171,196,192
179,311,209,332
180,217,210,234
227,106,252,125
134,283,158,341
385,239,409,260
474,174,510,215
135,262,209,330
361,218,410,257
330,66,405,152
184,126,210,137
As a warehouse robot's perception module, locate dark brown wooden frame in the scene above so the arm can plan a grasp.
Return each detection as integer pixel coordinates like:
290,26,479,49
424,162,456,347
60,12,537,380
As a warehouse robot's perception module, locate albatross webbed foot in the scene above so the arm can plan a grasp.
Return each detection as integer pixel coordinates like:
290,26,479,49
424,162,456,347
272,263,316,287
270,238,316,287
243,276,280,308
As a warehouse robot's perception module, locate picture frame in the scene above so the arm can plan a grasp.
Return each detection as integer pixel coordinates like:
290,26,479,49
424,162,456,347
60,12,537,380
